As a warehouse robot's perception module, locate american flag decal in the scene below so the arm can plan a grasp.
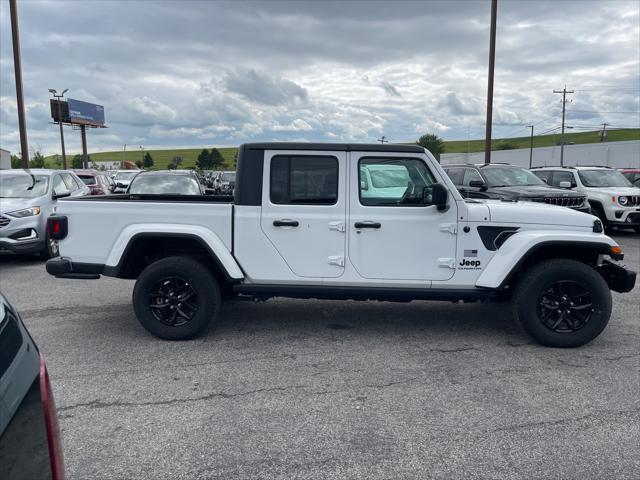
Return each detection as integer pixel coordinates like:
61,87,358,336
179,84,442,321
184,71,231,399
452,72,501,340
464,249,478,257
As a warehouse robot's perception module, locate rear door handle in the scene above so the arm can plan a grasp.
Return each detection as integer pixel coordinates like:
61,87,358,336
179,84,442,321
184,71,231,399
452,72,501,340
273,219,299,227
354,221,381,229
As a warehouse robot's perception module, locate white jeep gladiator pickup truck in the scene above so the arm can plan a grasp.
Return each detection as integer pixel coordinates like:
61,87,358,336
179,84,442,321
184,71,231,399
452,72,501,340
46,143,636,347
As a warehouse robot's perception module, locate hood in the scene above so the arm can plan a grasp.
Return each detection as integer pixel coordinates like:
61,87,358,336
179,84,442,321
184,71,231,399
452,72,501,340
0,196,44,215
492,185,583,198
485,200,595,228
584,186,640,196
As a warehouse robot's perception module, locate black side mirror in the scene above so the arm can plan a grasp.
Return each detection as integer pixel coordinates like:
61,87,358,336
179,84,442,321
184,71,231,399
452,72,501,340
116,182,125,188
205,188,215,195
424,183,448,211
469,180,488,191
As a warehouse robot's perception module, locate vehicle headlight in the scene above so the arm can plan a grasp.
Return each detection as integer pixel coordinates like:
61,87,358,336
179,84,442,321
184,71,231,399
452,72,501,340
618,196,629,206
6,206,41,218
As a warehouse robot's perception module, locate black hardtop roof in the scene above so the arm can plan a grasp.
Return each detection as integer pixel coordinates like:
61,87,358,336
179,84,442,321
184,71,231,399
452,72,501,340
240,142,425,154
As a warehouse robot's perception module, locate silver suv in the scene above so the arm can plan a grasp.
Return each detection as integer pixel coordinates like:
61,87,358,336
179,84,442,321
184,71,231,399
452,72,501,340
531,166,640,232
0,169,89,259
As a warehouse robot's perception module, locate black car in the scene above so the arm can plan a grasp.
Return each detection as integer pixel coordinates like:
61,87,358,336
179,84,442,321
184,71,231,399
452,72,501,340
0,292,64,480
443,163,590,212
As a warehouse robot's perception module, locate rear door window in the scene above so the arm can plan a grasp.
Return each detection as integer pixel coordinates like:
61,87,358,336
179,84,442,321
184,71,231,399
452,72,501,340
270,155,338,205
445,168,464,185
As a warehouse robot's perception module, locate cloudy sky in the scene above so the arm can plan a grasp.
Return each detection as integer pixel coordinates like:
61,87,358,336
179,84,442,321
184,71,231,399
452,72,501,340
1,0,638,156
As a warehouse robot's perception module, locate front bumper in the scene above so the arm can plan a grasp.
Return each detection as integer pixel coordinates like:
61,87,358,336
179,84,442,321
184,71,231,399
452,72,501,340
596,259,637,293
608,208,640,227
0,215,46,255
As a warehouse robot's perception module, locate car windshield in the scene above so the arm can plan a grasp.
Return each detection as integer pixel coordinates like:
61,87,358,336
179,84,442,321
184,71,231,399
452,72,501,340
0,174,50,198
129,175,201,195
114,171,139,181
78,175,96,185
482,167,546,187
578,169,632,188
221,172,235,182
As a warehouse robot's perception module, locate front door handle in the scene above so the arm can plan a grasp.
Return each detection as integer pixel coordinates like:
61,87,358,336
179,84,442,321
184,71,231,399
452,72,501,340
273,219,299,227
354,221,381,229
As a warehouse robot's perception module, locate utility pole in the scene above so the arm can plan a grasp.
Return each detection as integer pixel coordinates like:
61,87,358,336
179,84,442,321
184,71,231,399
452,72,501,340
9,0,29,168
553,86,574,166
600,122,609,142
484,0,498,165
377,136,388,144
49,89,69,169
527,125,534,168
122,144,126,169
80,125,88,169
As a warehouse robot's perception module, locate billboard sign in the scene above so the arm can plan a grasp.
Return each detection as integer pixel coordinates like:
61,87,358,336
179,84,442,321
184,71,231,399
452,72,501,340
67,98,105,126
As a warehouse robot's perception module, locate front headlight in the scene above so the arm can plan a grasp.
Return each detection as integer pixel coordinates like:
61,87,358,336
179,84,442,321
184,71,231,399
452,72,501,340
6,206,41,218
618,196,629,206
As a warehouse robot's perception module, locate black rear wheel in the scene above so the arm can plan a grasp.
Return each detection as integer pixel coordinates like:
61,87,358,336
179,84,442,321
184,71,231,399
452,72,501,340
39,236,59,260
133,256,221,340
513,259,611,347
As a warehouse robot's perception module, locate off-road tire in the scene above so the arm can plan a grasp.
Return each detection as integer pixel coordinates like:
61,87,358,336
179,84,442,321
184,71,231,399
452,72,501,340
512,259,611,348
133,256,221,340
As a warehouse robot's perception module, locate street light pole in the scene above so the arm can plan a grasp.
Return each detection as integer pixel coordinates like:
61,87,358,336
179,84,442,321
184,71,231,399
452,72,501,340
483,0,498,165
123,143,126,169
9,0,29,168
527,125,534,168
49,88,69,169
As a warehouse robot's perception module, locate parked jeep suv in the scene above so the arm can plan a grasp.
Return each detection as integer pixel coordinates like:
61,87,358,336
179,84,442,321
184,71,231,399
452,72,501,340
531,166,640,232
443,164,590,212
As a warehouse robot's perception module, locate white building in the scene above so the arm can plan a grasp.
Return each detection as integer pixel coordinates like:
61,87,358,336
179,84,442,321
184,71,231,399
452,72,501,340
0,148,10,169
441,140,640,169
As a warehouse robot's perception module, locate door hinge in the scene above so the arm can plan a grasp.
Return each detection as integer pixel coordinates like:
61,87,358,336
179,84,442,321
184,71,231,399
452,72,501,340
437,258,456,269
328,221,345,233
328,255,345,267
439,223,457,235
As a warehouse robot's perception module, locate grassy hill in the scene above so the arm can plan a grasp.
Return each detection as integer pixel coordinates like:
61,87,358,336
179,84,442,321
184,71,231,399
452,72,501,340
443,128,639,154
43,129,639,169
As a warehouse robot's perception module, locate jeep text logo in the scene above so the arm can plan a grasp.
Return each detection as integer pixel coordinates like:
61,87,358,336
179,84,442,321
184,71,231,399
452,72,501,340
458,258,482,270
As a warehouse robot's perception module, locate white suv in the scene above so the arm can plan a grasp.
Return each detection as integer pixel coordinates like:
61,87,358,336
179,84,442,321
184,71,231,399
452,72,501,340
531,166,640,232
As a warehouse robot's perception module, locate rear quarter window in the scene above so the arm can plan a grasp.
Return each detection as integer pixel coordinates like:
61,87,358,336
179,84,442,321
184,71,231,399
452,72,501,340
0,315,22,379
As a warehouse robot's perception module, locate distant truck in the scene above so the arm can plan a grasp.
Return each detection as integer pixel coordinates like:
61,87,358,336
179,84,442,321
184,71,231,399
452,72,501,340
46,143,635,347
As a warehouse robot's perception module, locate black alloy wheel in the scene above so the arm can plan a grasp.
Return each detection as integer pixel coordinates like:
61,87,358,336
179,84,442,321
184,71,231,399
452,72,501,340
537,280,593,333
149,277,198,327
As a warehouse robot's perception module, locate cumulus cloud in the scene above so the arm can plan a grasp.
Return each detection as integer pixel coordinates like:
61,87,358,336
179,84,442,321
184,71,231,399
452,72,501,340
0,0,637,155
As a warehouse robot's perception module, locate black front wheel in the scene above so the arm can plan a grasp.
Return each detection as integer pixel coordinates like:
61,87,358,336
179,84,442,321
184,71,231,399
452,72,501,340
133,256,221,340
512,259,612,347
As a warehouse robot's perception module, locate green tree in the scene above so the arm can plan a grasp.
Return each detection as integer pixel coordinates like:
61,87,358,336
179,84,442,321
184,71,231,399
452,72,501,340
196,148,213,170
11,154,22,168
29,151,46,168
167,162,176,170
416,133,445,162
71,154,89,169
135,159,144,169
210,148,224,169
143,152,154,169
233,150,238,167
496,142,518,150
169,155,183,169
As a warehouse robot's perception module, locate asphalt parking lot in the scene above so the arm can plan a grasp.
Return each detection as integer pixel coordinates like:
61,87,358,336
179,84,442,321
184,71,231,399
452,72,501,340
0,232,638,480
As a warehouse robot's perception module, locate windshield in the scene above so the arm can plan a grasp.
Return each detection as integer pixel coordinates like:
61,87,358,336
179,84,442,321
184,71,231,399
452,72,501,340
78,175,96,185
0,174,50,198
578,169,632,188
114,171,139,181
482,167,545,187
129,175,201,195
221,172,235,182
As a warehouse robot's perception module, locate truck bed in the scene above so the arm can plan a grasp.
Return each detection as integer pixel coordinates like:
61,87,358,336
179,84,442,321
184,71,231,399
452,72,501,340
56,195,234,265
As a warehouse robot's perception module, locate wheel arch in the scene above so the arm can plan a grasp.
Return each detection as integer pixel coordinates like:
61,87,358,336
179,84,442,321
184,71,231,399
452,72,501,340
476,237,619,291
104,231,244,283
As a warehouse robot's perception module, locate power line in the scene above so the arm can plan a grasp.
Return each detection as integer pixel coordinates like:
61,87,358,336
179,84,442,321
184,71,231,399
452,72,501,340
567,109,640,114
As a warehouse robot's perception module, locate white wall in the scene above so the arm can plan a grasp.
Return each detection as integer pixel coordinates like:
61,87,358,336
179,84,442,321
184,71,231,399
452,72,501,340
441,140,640,168
0,148,10,170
